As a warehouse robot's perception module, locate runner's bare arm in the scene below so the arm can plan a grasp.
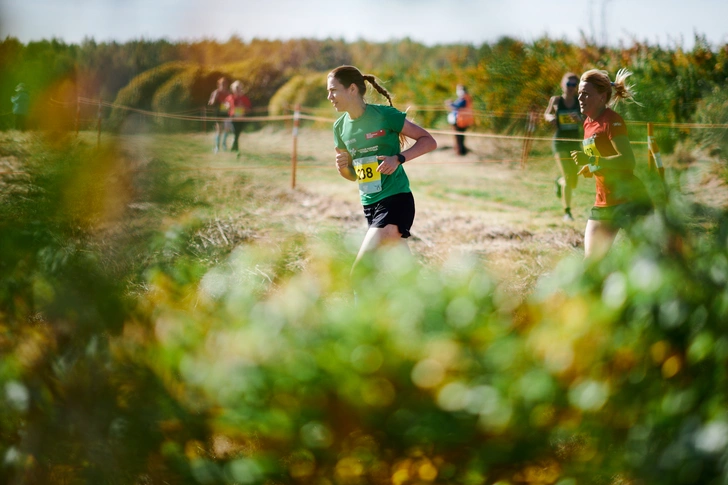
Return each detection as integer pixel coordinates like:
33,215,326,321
597,135,636,170
335,148,357,181
572,134,635,174
376,120,437,174
544,96,558,124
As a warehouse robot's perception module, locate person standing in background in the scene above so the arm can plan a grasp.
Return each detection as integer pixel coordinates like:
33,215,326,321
445,85,474,156
11,83,30,131
545,72,583,221
226,81,252,154
222,118,233,151
208,77,230,154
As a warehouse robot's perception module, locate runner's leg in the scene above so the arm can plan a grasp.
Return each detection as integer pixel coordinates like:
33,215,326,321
584,219,619,259
353,224,408,269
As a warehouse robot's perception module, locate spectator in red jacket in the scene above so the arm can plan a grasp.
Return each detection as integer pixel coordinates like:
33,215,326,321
225,81,252,153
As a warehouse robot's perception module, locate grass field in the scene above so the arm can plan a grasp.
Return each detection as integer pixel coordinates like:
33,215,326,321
2,125,721,296
111,125,652,291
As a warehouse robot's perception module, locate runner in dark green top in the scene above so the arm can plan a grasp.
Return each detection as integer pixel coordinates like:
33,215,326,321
327,65,437,269
545,72,584,221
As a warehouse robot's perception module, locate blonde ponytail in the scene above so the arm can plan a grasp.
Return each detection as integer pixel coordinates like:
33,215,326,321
611,68,641,107
581,68,641,108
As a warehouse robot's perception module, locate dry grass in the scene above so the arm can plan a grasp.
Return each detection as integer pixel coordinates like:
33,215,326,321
5,126,726,295
106,126,596,292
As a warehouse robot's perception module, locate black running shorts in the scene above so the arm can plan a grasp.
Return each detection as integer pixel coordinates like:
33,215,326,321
362,191,415,238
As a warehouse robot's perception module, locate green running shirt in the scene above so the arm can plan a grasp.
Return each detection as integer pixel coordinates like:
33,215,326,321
333,104,409,205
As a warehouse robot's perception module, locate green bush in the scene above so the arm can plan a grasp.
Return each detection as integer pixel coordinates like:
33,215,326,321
268,72,330,116
223,59,287,110
151,67,205,131
109,61,192,131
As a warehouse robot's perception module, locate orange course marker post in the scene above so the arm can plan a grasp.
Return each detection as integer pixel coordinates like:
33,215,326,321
647,122,665,181
97,98,102,147
291,104,301,189
520,107,538,169
75,97,80,136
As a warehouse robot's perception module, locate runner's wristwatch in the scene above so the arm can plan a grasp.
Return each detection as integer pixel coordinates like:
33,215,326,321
396,153,406,164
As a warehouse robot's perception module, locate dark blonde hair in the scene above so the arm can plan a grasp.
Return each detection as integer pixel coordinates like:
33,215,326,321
328,65,394,107
580,68,639,107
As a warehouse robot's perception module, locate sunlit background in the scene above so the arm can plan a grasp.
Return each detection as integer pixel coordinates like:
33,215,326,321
1,0,726,48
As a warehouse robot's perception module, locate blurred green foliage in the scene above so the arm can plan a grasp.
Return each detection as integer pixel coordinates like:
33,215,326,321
268,72,330,116
109,62,193,131
1,129,728,485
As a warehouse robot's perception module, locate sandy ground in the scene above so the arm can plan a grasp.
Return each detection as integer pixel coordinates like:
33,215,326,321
221,125,728,291
218,127,591,290
6,127,724,293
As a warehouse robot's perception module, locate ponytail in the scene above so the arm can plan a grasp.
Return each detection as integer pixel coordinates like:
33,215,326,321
581,68,640,108
329,65,405,147
611,68,641,107
329,65,395,107
362,74,394,107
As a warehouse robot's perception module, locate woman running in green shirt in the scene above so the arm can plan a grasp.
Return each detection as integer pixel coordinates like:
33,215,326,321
327,65,437,268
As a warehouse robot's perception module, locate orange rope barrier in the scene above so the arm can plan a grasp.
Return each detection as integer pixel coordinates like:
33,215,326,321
69,97,728,130
76,98,292,123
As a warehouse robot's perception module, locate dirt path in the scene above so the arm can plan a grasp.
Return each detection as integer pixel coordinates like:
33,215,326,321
222,127,588,290
112,127,727,291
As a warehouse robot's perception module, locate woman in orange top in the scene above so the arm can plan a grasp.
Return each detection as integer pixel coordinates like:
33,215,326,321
446,85,474,156
570,69,651,259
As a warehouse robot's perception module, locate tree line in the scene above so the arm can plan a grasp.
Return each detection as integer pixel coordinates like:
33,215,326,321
1,35,727,153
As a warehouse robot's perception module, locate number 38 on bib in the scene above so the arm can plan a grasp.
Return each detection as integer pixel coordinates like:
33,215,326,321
353,155,382,194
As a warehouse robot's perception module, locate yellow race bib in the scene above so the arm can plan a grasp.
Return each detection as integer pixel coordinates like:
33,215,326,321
582,136,601,157
558,113,578,130
353,156,382,194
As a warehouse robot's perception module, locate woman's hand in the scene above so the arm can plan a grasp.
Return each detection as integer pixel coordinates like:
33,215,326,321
578,164,594,178
570,150,588,166
335,148,351,170
376,155,400,175
335,148,356,181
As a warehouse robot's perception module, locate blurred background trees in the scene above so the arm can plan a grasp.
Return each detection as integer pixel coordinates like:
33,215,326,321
2,35,727,154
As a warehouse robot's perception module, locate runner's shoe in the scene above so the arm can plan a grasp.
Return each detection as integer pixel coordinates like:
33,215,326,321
554,176,562,199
